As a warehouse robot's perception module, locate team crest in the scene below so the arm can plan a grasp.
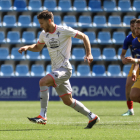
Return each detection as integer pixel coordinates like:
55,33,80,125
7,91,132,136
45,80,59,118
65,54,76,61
56,31,60,37
46,34,49,38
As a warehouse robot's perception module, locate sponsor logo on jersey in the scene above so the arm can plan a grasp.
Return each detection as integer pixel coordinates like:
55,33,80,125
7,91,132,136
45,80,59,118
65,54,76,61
49,38,60,48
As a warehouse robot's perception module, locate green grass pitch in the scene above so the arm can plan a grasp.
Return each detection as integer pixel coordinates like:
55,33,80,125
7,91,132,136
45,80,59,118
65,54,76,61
0,101,140,140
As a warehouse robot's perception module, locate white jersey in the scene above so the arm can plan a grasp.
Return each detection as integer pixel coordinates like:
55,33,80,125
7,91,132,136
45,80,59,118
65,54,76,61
38,25,78,71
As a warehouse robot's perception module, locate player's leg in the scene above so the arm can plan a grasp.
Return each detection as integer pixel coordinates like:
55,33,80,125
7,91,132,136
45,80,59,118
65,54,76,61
61,94,97,119
130,88,140,102
122,64,137,116
28,67,70,124
122,76,134,116
56,81,100,129
28,74,55,124
130,75,140,102
125,76,134,101
39,75,55,118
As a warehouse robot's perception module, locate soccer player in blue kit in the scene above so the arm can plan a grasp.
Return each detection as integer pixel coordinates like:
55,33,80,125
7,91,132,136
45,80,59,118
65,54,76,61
125,19,140,103
121,18,140,116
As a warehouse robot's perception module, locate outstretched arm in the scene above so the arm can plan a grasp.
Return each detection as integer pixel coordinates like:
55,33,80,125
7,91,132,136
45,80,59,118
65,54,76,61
124,57,140,64
75,31,93,66
18,42,45,54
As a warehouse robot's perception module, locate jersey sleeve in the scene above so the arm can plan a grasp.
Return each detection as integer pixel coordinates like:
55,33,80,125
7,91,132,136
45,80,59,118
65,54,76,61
122,36,129,50
63,26,78,38
38,31,45,44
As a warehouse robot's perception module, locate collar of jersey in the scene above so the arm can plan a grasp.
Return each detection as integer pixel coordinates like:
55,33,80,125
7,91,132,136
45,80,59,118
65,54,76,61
49,24,57,34
138,38,140,42
132,33,136,39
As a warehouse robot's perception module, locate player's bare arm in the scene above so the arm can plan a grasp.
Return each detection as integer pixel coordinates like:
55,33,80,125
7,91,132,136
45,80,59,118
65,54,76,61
121,49,127,64
18,42,44,54
124,57,140,64
75,31,93,66
132,63,139,81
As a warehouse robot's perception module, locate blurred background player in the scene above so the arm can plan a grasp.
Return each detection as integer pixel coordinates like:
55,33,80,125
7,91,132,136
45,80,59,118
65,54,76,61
121,18,139,116
18,10,100,129
125,19,140,103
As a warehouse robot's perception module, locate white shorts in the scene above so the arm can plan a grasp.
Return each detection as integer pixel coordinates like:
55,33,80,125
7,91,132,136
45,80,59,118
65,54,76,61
48,67,72,97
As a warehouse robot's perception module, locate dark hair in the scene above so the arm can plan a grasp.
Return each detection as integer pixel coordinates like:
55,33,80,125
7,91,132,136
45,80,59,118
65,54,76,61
37,10,54,21
130,18,137,24
135,19,140,24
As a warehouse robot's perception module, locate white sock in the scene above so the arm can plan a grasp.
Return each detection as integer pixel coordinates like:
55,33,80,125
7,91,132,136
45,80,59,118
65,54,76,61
40,108,47,118
129,109,134,113
87,112,96,121
39,86,49,118
70,99,96,120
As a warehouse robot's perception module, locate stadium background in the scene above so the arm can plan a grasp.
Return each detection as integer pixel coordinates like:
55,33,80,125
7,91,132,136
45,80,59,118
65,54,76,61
0,0,138,101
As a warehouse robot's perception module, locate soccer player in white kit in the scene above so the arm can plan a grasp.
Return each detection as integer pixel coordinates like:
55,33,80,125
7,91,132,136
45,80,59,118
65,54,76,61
18,10,100,129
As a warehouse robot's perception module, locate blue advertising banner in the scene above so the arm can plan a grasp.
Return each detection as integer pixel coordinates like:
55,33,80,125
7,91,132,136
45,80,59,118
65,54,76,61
70,77,126,100
0,77,126,101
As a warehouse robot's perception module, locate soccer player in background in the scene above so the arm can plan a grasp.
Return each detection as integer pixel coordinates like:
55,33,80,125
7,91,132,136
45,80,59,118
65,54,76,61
121,18,139,116
124,19,140,103
18,10,100,129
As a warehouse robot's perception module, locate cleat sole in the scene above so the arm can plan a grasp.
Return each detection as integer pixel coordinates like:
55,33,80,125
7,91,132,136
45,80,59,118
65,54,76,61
27,117,47,125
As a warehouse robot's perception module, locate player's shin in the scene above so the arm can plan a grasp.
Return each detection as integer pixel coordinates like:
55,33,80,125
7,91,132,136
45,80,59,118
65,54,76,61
39,86,49,118
70,98,96,120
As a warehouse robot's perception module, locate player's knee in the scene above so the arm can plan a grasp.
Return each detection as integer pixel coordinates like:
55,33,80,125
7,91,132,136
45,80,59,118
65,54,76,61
63,99,72,106
130,93,134,101
130,92,139,102
39,79,44,86
39,79,47,86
